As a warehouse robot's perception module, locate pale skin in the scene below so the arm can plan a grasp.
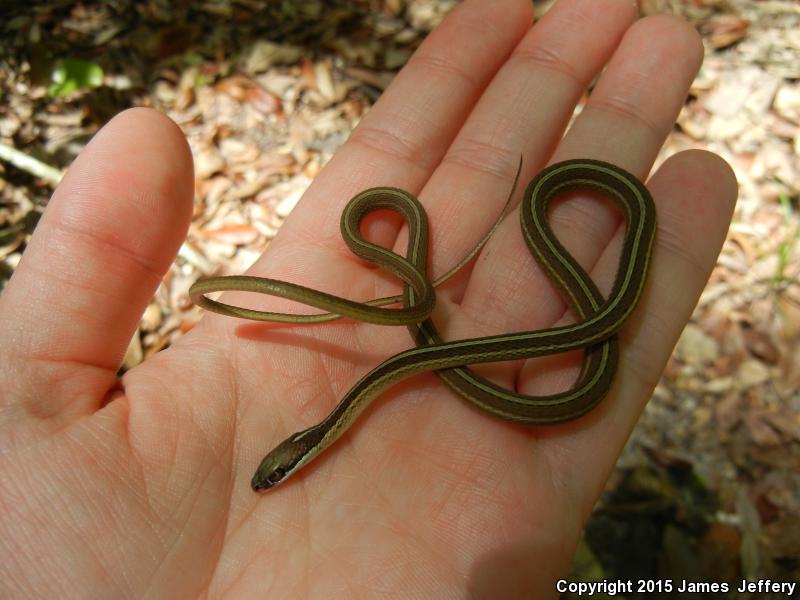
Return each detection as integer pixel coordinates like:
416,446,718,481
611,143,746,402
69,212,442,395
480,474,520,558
0,0,737,597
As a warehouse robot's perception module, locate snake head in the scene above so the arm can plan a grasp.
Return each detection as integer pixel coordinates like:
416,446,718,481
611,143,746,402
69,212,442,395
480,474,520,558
250,430,315,492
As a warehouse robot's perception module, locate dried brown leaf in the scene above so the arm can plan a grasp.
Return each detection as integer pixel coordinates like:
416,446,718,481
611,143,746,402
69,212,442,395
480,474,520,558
743,412,782,446
705,14,749,50
343,67,395,91
761,410,800,443
715,393,742,433
735,359,771,390
201,224,260,246
216,76,252,102
675,323,719,365
741,324,781,364
761,516,800,560
246,86,282,115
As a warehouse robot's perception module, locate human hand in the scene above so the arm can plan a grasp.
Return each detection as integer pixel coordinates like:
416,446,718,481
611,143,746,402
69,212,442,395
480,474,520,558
0,0,736,597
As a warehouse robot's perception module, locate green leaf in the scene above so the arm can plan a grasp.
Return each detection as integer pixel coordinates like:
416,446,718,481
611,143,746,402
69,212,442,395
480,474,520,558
48,59,104,98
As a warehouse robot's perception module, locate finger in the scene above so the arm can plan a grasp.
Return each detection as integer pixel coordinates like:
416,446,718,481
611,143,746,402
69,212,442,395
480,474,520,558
423,0,638,283
508,15,705,396
543,149,737,515
249,0,534,281
0,108,193,405
559,16,704,168
550,14,706,266
230,0,636,329
453,15,703,386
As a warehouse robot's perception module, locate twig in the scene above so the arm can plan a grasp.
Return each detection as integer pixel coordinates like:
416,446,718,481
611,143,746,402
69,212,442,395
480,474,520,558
0,142,64,185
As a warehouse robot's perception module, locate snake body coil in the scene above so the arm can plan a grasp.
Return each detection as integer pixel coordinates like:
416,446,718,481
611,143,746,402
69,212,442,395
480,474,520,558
189,159,656,492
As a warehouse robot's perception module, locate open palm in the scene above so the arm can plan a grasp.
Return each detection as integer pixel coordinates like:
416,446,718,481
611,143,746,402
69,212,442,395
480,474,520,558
0,0,736,597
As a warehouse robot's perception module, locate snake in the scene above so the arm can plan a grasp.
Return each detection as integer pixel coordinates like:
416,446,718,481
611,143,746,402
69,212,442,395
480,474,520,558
189,159,656,492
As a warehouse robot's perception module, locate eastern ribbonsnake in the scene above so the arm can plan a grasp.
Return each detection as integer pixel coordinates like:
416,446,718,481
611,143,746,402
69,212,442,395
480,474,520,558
189,159,656,491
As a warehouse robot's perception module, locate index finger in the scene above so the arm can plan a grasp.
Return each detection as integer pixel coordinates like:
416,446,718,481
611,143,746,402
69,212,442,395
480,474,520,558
250,0,534,278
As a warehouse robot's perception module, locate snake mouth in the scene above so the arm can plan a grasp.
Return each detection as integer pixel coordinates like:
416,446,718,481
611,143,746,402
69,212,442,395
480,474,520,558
251,467,287,492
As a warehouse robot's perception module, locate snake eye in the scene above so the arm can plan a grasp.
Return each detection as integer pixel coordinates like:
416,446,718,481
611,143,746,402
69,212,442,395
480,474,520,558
267,468,286,485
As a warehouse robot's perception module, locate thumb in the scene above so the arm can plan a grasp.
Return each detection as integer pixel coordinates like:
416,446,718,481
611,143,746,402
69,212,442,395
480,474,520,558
0,108,193,409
